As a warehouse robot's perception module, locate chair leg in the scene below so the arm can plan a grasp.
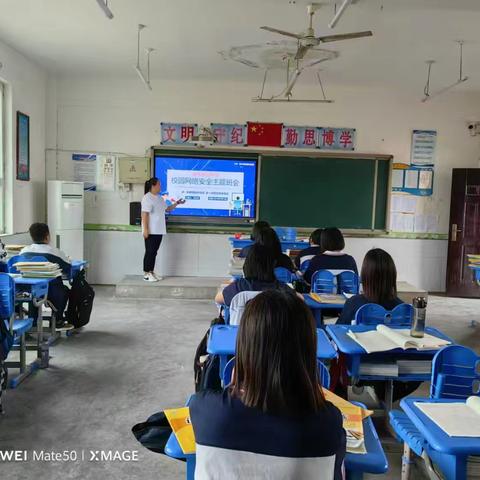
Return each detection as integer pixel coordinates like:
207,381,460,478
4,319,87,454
401,443,413,480
0,363,6,414
20,333,26,373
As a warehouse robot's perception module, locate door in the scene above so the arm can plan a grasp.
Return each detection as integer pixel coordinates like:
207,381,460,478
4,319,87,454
446,169,480,297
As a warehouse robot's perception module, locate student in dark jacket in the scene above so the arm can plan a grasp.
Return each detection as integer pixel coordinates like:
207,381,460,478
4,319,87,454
336,248,415,402
295,228,324,269
256,227,296,272
304,227,357,284
238,220,270,258
216,244,291,306
190,289,346,480
337,248,403,325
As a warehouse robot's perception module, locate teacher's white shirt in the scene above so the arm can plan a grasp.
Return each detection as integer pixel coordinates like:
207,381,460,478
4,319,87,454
141,192,167,235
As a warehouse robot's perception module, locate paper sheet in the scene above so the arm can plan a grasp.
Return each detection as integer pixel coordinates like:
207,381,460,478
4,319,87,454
390,212,415,232
391,195,418,213
414,214,439,233
405,169,419,189
392,169,404,189
418,169,433,190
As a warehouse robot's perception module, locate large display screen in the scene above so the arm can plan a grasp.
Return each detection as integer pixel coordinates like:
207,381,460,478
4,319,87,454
154,155,257,219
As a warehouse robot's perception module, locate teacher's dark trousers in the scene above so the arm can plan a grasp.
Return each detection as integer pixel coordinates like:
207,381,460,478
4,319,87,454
144,234,163,272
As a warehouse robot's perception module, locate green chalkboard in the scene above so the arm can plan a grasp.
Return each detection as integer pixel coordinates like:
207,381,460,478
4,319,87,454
259,155,389,230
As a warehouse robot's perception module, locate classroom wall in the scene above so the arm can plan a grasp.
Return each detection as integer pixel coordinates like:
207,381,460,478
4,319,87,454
46,74,480,290
0,38,47,234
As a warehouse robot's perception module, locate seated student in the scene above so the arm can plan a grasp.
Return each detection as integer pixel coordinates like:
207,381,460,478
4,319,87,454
20,223,72,330
238,220,270,258
304,227,358,284
337,248,402,325
256,227,296,272
216,244,291,307
190,290,346,480
295,228,324,269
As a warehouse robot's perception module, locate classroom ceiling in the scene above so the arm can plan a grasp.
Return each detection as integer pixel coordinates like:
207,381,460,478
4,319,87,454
1,0,480,91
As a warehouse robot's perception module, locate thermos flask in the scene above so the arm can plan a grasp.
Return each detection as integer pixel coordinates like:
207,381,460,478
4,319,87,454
411,297,427,338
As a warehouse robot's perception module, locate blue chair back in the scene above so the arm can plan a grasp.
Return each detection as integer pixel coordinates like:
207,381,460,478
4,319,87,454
430,345,480,400
311,270,336,294
354,303,414,326
274,267,296,284
7,254,49,274
0,273,15,319
222,357,330,389
338,271,360,294
300,259,311,274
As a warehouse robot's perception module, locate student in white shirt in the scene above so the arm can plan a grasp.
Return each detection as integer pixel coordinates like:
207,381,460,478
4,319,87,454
141,177,185,282
20,223,72,330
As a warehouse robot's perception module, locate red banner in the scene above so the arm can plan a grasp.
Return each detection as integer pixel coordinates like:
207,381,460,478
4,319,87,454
247,122,283,147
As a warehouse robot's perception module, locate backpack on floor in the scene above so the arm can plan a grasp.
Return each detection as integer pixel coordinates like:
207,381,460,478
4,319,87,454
66,270,95,328
193,315,225,392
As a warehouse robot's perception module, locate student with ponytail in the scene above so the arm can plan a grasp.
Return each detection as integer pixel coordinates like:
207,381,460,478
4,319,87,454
141,177,185,282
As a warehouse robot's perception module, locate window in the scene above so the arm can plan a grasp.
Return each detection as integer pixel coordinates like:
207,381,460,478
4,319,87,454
0,81,4,233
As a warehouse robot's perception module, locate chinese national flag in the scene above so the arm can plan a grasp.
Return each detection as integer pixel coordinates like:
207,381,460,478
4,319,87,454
247,122,283,147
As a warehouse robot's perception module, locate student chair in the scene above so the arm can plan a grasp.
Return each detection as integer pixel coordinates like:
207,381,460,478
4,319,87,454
311,270,336,294
0,273,34,389
299,259,311,274
337,271,360,295
228,291,261,326
389,345,480,480
354,303,414,327
222,357,330,389
274,267,296,284
430,345,480,400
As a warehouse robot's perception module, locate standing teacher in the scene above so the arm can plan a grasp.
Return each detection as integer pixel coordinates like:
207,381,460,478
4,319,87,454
141,177,185,282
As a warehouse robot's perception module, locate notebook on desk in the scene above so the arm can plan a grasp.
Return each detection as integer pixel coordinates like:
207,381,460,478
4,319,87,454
347,325,450,354
164,407,196,455
415,396,480,437
309,293,346,305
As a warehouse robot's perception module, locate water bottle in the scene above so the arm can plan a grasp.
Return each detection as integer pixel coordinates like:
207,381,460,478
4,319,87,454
411,297,427,338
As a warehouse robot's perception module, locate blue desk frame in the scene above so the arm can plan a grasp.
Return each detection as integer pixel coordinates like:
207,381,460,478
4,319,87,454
164,399,387,480
11,276,52,387
326,324,455,412
208,325,337,380
401,397,480,480
229,237,309,253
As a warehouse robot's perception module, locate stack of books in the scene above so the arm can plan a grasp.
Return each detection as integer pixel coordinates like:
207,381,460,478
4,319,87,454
467,456,480,477
13,262,62,278
5,244,25,256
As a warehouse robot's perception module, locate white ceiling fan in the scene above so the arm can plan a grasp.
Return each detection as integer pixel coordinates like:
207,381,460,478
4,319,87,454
260,2,372,61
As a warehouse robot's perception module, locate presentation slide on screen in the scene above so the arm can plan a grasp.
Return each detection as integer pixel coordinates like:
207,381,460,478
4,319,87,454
154,156,257,218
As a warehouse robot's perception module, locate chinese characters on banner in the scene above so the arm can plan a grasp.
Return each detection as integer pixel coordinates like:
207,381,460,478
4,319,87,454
160,122,356,151
210,124,247,146
282,126,356,150
160,123,198,145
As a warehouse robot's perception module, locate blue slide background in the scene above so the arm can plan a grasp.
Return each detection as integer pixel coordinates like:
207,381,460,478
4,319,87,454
154,155,257,218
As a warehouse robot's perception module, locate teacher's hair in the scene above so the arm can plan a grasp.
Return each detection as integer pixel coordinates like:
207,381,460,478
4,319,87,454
231,289,325,415
144,177,159,194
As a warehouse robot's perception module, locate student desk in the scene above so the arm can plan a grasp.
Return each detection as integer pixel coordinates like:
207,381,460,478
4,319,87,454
229,237,309,253
400,397,480,480
164,400,388,480
303,294,345,328
208,325,337,380
12,276,53,384
326,324,455,411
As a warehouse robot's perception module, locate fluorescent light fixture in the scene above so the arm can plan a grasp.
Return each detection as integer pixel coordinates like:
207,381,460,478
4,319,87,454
328,0,352,29
134,65,152,91
96,0,114,19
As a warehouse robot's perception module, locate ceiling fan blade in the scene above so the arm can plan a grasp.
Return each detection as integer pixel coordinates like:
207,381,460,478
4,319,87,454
317,30,373,43
260,26,303,39
295,45,310,60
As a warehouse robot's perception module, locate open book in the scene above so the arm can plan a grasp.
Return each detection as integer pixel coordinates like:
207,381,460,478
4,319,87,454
322,388,372,454
347,324,451,354
415,396,480,437
164,407,196,454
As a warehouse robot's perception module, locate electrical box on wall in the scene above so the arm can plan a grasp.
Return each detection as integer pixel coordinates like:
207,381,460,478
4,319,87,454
118,157,151,183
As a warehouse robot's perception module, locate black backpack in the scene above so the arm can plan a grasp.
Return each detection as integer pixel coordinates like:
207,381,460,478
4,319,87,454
66,270,95,328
